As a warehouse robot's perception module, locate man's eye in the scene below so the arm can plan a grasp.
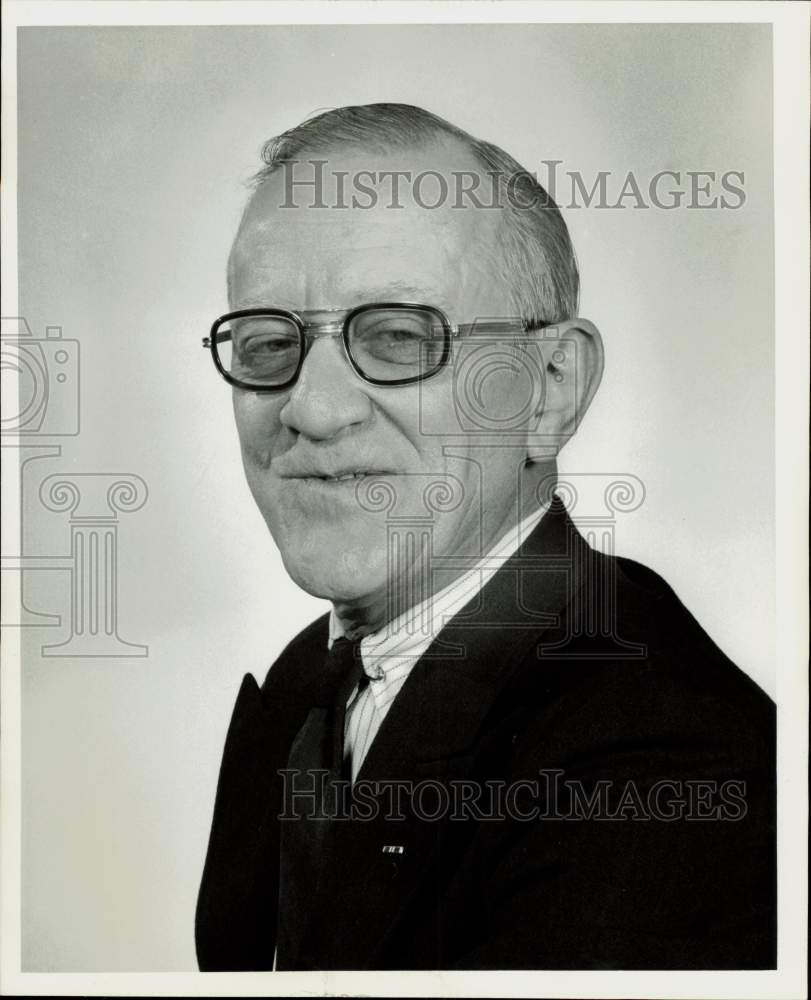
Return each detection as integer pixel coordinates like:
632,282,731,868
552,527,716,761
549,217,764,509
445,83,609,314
355,321,432,345
238,335,298,357
350,319,441,369
376,324,428,343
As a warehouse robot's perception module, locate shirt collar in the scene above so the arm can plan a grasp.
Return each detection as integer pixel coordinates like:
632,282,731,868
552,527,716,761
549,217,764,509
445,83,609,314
328,499,551,667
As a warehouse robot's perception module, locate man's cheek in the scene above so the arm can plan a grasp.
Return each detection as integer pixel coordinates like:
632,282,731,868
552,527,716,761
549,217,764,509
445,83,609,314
234,395,284,448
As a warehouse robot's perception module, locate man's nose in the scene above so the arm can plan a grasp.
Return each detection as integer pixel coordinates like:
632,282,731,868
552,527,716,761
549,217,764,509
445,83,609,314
278,335,372,440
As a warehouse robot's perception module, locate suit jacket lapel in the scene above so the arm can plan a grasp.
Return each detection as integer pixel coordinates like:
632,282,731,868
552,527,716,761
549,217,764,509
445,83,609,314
291,498,589,968
358,496,581,777
195,672,288,970
196,614,352,970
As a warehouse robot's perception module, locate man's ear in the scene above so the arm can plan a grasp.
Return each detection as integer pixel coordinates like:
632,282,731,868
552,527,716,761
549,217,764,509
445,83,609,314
527,318,604,461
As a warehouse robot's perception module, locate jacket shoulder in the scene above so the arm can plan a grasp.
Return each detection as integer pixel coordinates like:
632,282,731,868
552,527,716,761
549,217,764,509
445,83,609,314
614,552,772,703
521,546,774,758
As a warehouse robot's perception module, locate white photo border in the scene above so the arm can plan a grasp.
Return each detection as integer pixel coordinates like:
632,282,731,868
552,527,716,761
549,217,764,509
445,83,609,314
1,2,807,997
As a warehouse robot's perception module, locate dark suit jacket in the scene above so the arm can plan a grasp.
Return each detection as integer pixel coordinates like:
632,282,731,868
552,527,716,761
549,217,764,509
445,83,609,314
196,498,776,970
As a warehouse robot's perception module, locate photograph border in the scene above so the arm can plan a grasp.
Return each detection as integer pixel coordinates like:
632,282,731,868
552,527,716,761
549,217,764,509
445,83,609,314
1,2,807,997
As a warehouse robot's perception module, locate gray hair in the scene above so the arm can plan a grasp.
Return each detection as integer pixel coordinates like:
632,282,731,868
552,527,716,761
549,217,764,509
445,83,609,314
250,103,579,325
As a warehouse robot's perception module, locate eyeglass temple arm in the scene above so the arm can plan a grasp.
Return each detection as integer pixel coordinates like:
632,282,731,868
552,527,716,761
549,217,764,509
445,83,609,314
453,320,548,336
202,331,231,348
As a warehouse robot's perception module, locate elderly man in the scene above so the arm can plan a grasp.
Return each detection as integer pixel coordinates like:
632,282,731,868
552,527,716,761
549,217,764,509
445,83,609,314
195,104,775,970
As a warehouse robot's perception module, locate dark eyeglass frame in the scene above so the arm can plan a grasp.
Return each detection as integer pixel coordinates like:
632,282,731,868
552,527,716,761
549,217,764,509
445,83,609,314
202,302,545,391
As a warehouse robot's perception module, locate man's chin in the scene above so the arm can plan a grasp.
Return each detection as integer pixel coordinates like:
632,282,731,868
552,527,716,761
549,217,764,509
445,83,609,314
280,546,387,604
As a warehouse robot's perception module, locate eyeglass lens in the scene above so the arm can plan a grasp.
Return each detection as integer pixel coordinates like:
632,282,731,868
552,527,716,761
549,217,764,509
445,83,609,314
215,307,447,387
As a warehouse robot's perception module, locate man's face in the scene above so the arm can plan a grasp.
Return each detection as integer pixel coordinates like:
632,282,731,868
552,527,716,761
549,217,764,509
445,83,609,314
229,142,543,610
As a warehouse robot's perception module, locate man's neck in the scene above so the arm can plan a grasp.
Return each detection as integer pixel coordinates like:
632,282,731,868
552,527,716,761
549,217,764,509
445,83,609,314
332,460,557,640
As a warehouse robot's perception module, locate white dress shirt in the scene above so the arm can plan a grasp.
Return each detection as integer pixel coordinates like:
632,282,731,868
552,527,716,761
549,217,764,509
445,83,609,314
332,500,551,781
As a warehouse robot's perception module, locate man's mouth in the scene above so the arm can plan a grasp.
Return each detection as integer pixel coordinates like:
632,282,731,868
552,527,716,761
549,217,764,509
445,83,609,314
317,471,380,482
275,467,394,483
272,456,397,482
305,470,390,484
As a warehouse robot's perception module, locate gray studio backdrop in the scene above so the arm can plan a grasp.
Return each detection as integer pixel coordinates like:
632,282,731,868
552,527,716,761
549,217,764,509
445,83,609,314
13,23,773,970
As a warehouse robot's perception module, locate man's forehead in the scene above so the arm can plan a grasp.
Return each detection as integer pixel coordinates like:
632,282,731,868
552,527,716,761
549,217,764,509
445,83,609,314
229,216,464,311
229,141,505,310
234,140,502,244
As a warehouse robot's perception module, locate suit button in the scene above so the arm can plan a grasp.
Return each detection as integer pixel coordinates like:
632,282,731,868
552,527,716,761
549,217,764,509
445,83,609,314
388,861,399,879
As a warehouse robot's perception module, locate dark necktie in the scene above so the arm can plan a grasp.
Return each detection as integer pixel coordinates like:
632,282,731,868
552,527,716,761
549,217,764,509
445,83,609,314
325,636,365,697
322,636,372,782
275,635,364,968
309,635,364,707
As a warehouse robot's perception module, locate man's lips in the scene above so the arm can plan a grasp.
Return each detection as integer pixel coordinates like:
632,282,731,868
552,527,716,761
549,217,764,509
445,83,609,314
275,466,396,483
271,450,403,484
295,471,391,483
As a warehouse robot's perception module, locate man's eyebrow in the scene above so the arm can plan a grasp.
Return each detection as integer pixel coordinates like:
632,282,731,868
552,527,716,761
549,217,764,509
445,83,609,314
234,296,295,310
345,282,445,303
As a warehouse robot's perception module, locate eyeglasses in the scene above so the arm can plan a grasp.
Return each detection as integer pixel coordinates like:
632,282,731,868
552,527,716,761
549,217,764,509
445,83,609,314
202,302,542,390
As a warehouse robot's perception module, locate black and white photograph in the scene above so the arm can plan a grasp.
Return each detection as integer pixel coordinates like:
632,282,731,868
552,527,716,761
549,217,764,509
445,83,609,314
1,1,807,997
